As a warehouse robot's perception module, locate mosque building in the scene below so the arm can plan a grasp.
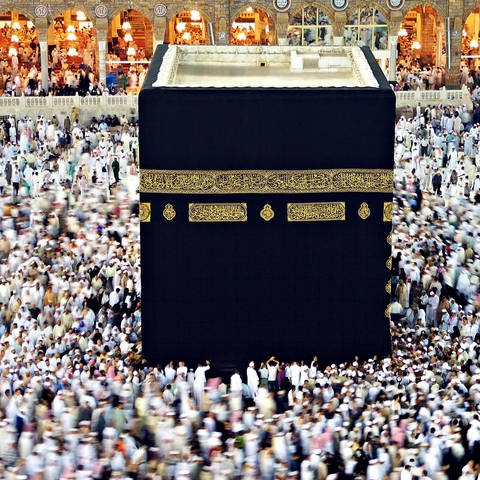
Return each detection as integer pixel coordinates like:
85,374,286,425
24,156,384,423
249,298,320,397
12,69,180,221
0,0,477,95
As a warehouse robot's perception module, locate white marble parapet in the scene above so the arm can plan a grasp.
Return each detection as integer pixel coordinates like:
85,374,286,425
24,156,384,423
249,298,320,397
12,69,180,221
152,45,381,88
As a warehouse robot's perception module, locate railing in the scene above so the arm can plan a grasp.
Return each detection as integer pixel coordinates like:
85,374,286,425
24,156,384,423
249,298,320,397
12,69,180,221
395,88,471,105
0,89,471,111
0,93,139,109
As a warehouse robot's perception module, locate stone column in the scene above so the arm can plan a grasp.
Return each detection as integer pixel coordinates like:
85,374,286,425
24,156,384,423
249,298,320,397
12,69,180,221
39,41,48,91
445,20,463,89
389,35,398,81
153,17,167,46
36,20,49,93
276,13,289,46
436,26,443,67
217,18,227,45
445,32,462,88
95,19,108,86
333,12,346,46
98,40,107,87
445,0,464,89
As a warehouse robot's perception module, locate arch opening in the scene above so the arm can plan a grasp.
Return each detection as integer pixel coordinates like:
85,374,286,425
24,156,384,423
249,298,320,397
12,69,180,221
396,5,444,72
462,7,480,79
230,7,273,45
287,6,333,46
106,9,152,94
0,11,39,96
47,10,98,95
343,6,388,51
168,10,210,45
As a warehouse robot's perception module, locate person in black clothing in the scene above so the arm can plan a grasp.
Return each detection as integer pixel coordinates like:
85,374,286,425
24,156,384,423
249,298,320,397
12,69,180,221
432,169,443,195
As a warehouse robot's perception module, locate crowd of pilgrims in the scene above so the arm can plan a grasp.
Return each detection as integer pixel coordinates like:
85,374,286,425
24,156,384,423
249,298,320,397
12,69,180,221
0,22,148,97
0,105,479,479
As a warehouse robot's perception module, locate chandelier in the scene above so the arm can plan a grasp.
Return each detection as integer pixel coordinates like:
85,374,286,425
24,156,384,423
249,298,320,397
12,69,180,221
398,28,408,37
10,34,19,43
67,47,78,56
190,10,201,21
176,22,186,32
66,24,77,41
122,13,132,31
124,32,133,42
11,21,20,30
127,46,136,56
411,40,421,50
76,11,86,21
8,46,17,56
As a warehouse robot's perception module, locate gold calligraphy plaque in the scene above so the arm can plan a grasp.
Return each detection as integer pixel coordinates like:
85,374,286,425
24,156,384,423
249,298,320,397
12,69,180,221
140,169,393,194
383,202,393,222
287,202,345,222
140,202,151,222
189,203,247,222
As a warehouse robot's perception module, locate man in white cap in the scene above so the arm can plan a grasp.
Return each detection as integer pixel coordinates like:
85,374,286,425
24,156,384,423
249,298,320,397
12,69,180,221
426,290,439,327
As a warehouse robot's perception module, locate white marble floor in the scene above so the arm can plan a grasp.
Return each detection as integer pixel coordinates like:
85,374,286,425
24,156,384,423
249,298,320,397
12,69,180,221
174,64,358,88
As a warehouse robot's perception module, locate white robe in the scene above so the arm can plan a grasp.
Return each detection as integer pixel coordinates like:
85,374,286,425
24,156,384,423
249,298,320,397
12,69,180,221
246,366,259,397
426,294,439,325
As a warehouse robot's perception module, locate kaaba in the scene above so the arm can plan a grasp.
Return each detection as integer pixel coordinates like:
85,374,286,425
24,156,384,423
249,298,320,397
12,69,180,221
139,45,394,372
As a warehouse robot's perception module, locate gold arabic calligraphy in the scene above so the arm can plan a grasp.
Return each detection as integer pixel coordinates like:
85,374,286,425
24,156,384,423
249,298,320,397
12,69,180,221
140,169,393,194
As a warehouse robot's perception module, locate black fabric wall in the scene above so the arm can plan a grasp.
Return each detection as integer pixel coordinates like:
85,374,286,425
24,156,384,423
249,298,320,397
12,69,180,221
139,46,394,372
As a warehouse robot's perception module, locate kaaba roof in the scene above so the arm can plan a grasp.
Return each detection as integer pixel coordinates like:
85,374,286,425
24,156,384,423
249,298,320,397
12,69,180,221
148,45,387,89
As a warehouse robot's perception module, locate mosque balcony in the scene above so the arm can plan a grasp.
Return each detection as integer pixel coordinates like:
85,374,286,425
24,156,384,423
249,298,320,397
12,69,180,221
0,92,138,110
0,92,139,125
395,86,472,112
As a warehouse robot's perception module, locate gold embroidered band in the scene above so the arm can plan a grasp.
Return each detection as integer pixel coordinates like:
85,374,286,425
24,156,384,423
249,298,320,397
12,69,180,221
140,169,393,194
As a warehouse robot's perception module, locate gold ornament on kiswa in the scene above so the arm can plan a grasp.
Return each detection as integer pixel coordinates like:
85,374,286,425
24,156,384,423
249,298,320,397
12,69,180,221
383,202,393,222
386,256,393,270
260,204,275,221
385,280,391,294
163,203,176,221
387,232,393,245
140,202,151,222
358,202,370,220
384,304,391,318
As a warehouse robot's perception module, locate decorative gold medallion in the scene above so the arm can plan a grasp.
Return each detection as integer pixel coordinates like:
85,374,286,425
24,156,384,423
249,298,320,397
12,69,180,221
358,202,370,220
385,280,391,294
387,232,393,245
139,202,151,222
385,304,391,318
383,202,393,222
163,203,176,221
260,204,275,221
189,203,247,222
287,202,345,221
386,256,392,270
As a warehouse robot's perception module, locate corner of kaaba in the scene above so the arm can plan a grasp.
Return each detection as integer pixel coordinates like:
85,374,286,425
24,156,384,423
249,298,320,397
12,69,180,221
139,44,394,373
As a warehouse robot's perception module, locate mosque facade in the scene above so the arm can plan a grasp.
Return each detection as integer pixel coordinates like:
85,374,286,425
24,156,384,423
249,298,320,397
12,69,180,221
0,0,478,92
